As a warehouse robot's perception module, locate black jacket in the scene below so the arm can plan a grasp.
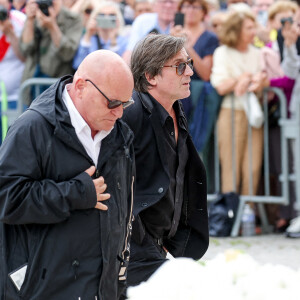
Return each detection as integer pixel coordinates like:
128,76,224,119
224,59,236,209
122,91,208,260
0,76,135,300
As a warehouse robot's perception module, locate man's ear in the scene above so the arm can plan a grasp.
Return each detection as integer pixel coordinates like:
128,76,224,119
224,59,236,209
75,78,86,97
145,72,157,87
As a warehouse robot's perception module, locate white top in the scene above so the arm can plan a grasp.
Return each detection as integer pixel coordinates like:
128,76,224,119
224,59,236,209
0,10,26,102
62,85,112,166
210,44,262,110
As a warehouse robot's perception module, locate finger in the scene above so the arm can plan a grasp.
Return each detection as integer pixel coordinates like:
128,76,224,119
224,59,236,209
97,193,111,201
96,183,107,194
85,166,96,177
93,176,104,185
95,202,108,211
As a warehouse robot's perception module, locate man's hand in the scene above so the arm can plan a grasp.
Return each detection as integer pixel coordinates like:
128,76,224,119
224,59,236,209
36,5,57,30
25,0,38,20
85,166,110,211
234,72,252,97
0,18,13,36
282,22,299,48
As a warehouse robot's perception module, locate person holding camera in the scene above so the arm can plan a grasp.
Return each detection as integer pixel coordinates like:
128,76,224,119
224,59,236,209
19,0,82,105
72,1,128,70
0,0,25,143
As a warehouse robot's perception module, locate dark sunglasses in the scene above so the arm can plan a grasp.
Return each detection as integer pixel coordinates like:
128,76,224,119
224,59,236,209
85,79,134,109
162,58,193,76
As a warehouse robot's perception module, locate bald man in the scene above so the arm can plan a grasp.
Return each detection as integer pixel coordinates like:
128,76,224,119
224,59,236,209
0,50,135,300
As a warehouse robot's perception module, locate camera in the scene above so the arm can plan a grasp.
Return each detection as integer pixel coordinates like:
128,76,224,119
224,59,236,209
36,0,53,16
96,14,117,29
280,17,293,26
0,5,8,21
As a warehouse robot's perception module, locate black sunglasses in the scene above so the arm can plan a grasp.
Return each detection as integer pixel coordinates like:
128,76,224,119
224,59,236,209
162,58,193,76
85,79,134,109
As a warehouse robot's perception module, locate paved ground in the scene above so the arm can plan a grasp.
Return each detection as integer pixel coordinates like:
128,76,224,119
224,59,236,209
202,233,300,270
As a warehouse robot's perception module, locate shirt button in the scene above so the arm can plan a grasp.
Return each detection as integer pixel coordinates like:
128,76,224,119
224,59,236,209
170,132,174,136
141,202,148,207
158,187,164,193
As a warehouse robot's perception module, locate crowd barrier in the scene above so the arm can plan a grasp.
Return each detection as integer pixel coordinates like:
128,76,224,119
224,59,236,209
207,87,300,236
1,78,300,237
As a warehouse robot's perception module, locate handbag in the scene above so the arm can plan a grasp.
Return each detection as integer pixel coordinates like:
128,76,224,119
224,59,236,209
243,92,264,128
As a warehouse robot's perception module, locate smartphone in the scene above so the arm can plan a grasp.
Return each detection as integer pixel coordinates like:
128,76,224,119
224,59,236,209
96,14,117,29
174,12,184,26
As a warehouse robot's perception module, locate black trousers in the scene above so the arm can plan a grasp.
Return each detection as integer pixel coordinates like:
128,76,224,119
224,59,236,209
120,232,167,299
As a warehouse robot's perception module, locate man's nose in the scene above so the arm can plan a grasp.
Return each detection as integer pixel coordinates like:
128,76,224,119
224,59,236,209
185,64,194,76
111,105,124,118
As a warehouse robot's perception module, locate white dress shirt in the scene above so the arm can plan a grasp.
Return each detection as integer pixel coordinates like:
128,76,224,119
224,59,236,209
62,85,112,166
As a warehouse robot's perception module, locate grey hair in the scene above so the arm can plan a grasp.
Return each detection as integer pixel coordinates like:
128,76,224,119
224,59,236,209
130,34,185,93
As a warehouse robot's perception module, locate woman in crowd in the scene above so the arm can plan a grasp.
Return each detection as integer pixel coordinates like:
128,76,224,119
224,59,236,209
172,0,219,81
210,9,268,197
72,1,127,70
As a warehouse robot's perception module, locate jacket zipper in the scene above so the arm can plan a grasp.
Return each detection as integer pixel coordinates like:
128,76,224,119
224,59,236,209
120,176,134,271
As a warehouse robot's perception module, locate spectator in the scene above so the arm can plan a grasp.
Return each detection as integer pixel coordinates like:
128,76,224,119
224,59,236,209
172,0,219,81
20,0,83,105
209,11,227,38
72,1,127,70
210,10,268,197
266,0,298,52
133,0,153,18
251,0,274,48
122,34,208,294
122,0,179,63
10,0,26,13
0,49,135,299
0,0,25,142
67,0,95,35
273,11,300,234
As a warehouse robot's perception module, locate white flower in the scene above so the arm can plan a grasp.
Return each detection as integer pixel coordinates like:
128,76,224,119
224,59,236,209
127,249,300,300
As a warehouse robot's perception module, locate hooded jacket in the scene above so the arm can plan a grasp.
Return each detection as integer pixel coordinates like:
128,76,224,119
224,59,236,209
0,76,135,300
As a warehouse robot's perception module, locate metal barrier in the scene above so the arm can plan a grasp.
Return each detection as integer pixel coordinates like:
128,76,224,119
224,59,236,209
207,87,297,236
0,78,58,142
17,77,58,115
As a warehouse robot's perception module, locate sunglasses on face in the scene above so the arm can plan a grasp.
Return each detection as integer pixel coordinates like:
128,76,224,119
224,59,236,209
85,79,134,109
162,58,193,76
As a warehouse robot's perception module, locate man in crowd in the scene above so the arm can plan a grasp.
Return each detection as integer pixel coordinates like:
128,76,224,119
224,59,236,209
20,0,82,105
122,34,209,292
122,0,179,63
0,50,135,300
